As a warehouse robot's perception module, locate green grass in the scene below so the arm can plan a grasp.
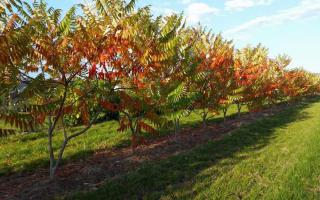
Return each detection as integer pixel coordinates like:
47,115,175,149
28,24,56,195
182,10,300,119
0,105,247,176
0,120,16,130
70,98,320,200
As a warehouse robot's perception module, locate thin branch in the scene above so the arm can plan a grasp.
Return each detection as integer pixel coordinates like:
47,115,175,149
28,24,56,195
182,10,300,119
48,84,68,136
62,116,68,140
66,114,98,141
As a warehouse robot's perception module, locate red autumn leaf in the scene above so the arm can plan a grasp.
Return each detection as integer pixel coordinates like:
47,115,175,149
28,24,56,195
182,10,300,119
89,63,97,78
98,72,105,80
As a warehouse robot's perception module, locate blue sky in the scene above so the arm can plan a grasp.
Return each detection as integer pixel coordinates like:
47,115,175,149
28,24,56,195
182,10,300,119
32,0,320,73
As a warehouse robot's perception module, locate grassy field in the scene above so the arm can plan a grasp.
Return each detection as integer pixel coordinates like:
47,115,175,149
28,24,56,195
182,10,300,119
70,98,320,200
0,105,248,176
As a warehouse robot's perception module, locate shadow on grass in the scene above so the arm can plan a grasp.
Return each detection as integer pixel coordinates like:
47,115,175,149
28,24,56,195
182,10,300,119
69,99,317,200
0,98,317,179
0,106,245,176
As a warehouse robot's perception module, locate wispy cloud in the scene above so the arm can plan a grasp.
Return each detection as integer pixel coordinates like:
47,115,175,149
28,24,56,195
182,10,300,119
186,2,219,23
225,0,273,11
225,0,320,34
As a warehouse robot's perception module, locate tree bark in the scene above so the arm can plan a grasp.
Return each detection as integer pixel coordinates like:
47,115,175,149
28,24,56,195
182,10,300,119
173,117,180,136
48,87,67,179
48,117,55,179
223,107,228,123
48,115,96,179
237,102,242,118
50,139,68,178
202,110,208,128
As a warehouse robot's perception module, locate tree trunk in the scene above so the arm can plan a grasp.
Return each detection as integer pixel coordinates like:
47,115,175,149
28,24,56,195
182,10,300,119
202,110,208,128
174,118,180,136
131,120,140,153
48,136,55,179
237,102,242,118
48,117,56,179
223,108,228,123
50,139,69,178
131,135,136,153
47,115,95,179
47,88,68,179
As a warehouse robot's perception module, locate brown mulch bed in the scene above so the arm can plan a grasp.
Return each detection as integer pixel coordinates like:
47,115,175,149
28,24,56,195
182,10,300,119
0,105,287,200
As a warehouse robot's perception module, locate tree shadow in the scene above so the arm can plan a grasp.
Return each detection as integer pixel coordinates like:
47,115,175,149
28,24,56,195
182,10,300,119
0,105,247,176
70,99,316,200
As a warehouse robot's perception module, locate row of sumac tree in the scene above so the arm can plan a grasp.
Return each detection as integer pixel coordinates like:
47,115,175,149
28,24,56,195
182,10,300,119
1,0,320,178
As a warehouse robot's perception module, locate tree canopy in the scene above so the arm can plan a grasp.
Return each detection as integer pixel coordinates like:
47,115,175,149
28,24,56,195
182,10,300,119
1,0,319,178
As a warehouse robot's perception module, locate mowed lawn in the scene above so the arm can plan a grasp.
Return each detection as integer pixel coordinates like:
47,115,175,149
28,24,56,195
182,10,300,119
0,105,248,176
70,98,320,200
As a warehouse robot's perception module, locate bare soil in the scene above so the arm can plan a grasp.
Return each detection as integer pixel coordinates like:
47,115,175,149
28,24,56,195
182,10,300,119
0,105,287,200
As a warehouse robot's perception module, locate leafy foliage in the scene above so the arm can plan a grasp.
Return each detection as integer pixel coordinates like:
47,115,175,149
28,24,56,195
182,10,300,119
0,0,319,178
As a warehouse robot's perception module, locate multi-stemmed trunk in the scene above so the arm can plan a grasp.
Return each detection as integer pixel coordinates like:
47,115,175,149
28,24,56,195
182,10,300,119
236,102,242,118
126,115,144,153
131,128,139,152
47,117,95,179
47,87,96,179
47,88,67,179
222,107,228,123
201,109,208,128
173,117,180,136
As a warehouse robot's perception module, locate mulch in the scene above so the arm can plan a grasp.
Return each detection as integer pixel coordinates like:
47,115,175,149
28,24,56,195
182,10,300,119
0,105,286,200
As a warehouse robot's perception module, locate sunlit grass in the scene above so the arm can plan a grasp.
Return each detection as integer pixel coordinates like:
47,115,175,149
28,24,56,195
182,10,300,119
70,98,320,200
0,104,247,176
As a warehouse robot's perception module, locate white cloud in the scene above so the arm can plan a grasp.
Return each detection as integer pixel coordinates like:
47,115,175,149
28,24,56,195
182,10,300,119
225,0,273,11
186,2,219,23
225,0,320,34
